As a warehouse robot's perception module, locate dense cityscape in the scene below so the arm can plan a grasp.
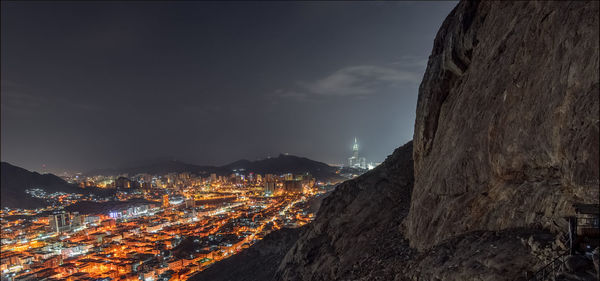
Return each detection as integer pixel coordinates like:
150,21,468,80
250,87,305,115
1,169,343,281
0,138,377,281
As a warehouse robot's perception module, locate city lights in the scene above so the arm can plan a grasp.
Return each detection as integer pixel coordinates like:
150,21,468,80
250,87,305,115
1,171,339,280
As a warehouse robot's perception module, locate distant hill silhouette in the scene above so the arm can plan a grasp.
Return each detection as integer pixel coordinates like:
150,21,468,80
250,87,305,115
87,155,347,182
222,154,345,182
1,162,80,209
1,154,347,210
1,162,115,209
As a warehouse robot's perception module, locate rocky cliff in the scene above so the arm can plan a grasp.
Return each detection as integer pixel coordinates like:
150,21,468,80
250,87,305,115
276,142,415,281
407,0,599,249
191,1,599,280
274,144,563,281
277,1,598,280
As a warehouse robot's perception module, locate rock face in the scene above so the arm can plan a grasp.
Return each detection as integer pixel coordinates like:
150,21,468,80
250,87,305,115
408,0,600,249
276,142,415,281
186,1,599,280
405,228,558,281
275,143,561,281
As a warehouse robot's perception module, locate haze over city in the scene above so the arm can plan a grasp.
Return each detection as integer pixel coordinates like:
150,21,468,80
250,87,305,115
1,1,456,174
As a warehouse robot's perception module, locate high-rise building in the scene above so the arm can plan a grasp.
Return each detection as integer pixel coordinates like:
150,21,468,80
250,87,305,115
263,174,277,196
114,177,130,188
264,181,276,196
49,213,69,233
283,179,303,194
348,137,367,169
265,174,274,181
163,194,169,208
353,137,359,159
49,212,83,233
71,212,83,229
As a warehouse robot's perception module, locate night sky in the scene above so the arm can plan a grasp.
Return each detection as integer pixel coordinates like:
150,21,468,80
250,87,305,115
1,1,456,174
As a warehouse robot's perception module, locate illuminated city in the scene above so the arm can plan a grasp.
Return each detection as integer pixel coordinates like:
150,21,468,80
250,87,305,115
5,1,588,281
1,170,344,280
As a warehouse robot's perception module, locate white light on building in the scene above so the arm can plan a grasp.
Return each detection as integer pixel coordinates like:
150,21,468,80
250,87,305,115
348,137,367,169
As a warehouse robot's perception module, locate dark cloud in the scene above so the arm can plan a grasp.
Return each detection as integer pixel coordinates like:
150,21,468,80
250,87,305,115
1,1,457,173
301,65,421,97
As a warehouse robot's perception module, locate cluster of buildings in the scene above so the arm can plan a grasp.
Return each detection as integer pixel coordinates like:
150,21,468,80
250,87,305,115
0,144,374,281
346,138,380,171
1,169,330,281
262,173,315,196
75,173,207,190
48,213,86,234
71,171,316,195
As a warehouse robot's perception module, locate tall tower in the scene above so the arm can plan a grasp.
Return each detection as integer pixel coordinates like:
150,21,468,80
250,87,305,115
353,137,359,159
348,137,367,169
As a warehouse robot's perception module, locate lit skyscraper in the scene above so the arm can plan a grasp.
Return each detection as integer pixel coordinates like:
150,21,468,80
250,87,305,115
348,138,367,169
352,138,359,159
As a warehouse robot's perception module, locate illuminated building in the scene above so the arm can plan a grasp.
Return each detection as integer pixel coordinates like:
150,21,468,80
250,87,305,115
71,212,84,230
169,195,184,205
265,174,274,181
283,180,303,194
163,194,169,207
1,166,328,281
348,137,367,169
264,180,276,196
114,177,130,188
48,212,83,233
49,213,70,233
109,204,151,219
84,215,101,225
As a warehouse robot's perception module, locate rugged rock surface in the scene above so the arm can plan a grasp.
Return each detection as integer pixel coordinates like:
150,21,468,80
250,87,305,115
276,1,598,280
191,142,565,281
408,0,599,250
186,1,599,280
276,141,415,281
189,227,302,281
404,228,561,281
275,143,562,281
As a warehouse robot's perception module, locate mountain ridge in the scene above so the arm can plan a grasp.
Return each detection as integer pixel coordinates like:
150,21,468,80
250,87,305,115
1,162,118,209
1,162,83,209
86,154,346,182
